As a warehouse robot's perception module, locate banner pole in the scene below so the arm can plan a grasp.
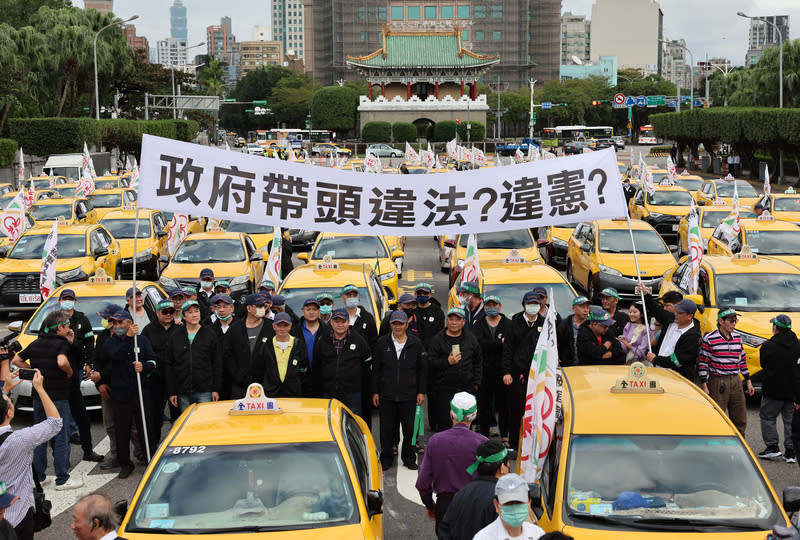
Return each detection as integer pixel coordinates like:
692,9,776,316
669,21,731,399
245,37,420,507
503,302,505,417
624,213,653,354
131,205,152,462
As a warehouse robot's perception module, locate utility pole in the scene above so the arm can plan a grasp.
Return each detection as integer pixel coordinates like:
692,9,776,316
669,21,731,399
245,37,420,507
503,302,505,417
495,74,501,139
528,78,537,140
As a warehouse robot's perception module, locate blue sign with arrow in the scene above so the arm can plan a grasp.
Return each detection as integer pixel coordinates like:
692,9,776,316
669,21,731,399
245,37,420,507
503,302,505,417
635,96,647,107
625,96,636,107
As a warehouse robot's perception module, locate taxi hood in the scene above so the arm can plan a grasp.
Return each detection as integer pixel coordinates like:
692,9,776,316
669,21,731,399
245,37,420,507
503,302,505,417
116,238,154,257
0,257,91,272
734,310,784,340
597,252,676,278
163,261,251,280
119,524,372,540
647,205,691,217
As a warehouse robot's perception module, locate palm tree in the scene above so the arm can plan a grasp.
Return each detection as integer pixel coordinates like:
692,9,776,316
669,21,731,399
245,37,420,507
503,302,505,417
0,24,47,132
198,57,227,97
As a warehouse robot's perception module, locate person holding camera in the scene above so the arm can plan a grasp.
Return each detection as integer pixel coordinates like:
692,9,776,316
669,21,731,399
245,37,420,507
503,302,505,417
0,369,63,540
10,310,82,491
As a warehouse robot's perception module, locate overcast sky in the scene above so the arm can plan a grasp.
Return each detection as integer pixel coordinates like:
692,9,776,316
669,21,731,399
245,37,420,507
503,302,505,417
105,0,797,67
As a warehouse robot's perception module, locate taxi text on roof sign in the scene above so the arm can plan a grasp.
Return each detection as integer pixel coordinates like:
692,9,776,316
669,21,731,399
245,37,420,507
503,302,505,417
88,267,113,283
502,249,526,264
230,383,282,415
315,253,340,271
733,245,758,260
610,362,664,394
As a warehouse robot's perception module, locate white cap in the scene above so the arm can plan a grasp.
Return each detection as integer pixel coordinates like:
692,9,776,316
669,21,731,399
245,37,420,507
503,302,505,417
495,473,530,504
450,392,477,421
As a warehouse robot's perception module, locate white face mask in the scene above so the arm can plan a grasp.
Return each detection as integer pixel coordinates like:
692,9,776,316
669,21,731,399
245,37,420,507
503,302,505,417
525,304,539,315
345,297,359,309
254,307,266,319
201,281,213,290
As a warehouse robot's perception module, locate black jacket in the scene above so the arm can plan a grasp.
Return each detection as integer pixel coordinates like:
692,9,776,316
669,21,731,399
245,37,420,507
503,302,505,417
652,319,702,381
290,319,329,372
557,314,582,367
416,298,445,350
347,306,378,349
464,301,485,333
609,309,629,339
502,312,543,377
378,310,422,341
92,329,111,386
165,325,221,395
66,310,94,375
103,333,157,403
438,476,498,540
223,318,276,399
371,333,427,401
313,329,372,397
473,315,510,378
576,322,625,365
141,320,178,383
258,336,310,397
762,330,800,400
427,329,482,391
197,289,213,320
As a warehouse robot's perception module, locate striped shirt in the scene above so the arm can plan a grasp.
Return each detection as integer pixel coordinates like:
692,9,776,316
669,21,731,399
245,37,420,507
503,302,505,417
698,329,749,382
0,417,63,526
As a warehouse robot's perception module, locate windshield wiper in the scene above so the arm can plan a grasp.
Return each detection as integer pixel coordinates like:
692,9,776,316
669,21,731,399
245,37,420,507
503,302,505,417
127,525,286,534
633,517,764,530
569,512,765,532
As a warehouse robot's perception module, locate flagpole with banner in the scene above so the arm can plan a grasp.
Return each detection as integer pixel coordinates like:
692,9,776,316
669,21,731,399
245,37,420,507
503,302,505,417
131,205,151,463
625,213,653,355
39,221,58,301
264,232,282,288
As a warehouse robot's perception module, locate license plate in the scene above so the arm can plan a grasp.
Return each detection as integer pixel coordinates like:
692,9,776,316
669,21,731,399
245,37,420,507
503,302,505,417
19,294,41,303
672,224,679,231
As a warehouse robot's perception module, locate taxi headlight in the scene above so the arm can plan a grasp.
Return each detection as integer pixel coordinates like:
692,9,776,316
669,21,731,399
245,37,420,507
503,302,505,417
379,270,396,281
134,249,152,262
229,274,250,288
0,273,6,281
648,212,664,219
551,237,568,248
160,276,178,289
738,331,767,348
57,267,87,282
598,264,623,277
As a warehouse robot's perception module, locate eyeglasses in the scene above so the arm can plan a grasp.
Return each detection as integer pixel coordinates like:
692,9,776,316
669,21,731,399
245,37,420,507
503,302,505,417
160,309,175,315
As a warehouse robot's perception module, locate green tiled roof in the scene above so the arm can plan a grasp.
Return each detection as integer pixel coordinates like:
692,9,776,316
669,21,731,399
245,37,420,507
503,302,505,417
347,31,499,68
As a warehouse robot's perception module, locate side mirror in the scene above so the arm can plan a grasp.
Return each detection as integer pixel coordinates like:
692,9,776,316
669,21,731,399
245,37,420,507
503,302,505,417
93,247,109,259
250,252,263,262
156,230,168,238
7,320,23,334
159,254,170,264
391,249,404,259
697,200,706,206
784,487,800,513
366,490,383,517
296,252,308,262
443,239,455,248
580,242,591,253
0,246,9,258
527,483,542,509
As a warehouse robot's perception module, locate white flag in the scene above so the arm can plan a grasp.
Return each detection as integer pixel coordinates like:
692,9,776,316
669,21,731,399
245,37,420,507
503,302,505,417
461,233,480,284
405,142,419,163
520,289,559,482
225,140,231,151
764,164,772,196
39,221,58,301
129,165,140,191
639,154,655,195
666,156,678,185
16,148,24,186
23,186,35,210
0,190,28,242
167,213,189,256
76,142,96,197
515,147,524,163
364,151,382,173
48,169,55,189
680,201,702,294
264,232,282,288
446,138,458,160
328,151,335,168
473,147,486,166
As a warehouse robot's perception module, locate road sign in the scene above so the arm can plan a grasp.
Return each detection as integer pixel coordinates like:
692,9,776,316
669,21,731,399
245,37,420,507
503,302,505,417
693,99,703,107
613,93,625,105
647,95,666,106
541,101,552,109
531,112,537,124
635,95,647,107
668,100,678,108
612,103,627,109
625,96,636,107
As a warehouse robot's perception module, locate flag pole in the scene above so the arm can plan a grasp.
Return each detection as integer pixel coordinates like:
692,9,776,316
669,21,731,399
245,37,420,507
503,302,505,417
624,213,652,354
131,205,152,462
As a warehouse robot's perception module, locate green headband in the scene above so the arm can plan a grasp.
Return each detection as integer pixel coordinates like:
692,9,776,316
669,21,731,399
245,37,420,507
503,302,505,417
466,447,508,475
450,403,477,421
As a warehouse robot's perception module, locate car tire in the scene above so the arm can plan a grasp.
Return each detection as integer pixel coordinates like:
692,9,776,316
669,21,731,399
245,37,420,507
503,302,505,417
114,266,122,280
150,260,160,281
566,259,574,285
586,273,596,303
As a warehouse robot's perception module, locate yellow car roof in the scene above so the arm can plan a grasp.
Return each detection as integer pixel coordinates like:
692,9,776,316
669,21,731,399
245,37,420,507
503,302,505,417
168,399,341,446
33,197,82,206
101,208,159,220
89,188,127,195
590,218,652,230
282,261,371,287
652,185,690,193
702,253,800,275
181,230,242,241
480,261,569,284
564,366,734,436
739,217,800,231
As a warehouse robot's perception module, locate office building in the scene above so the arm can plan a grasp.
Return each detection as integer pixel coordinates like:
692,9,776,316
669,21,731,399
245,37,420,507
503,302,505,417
239,40,285,76
561,12,591,65
661,38,690,90
560,55,617,85
305,0,561,90
745,15,790,66
124,25,150,60
591,0,663,75
84,0,113,13
157,37,188,67
171,0,187,41
271,0,306,60
253,25,271,41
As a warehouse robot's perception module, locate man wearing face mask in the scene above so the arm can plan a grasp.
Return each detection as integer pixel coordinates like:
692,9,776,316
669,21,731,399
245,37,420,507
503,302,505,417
473,296,510,441
59,290,103,462
213,280,246,319
223,293,275,399
141,300,180,426
473,473,545,540
208,294,236,336
459,281,485,332
317,292,335,324
341,284,378,427
414,282,445,350
557,296,591,367
378,293,421,339
502,292,544,451
196,268,215,320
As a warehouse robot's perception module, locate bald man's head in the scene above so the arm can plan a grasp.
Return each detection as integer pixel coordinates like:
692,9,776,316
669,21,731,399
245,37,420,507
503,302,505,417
71,494,118,540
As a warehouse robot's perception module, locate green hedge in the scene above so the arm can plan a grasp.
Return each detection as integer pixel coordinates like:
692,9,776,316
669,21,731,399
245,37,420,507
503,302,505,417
0,139,18,168
650,108,800,147
457,121,486,142
392,122,417,143
433,120,457,142
362,121,392,143
174,119,200,142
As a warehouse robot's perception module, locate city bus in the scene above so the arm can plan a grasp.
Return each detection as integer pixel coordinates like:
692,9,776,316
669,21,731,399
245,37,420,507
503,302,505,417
541,125,614,147
248,129,334,147
639,125,658,145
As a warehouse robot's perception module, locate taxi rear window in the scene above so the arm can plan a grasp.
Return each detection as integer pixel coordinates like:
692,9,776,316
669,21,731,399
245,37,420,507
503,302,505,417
128,442,358,533
458,230,533,249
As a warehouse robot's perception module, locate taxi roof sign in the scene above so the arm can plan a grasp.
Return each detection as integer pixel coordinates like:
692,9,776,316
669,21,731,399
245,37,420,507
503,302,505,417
786,187,796,194
611,362,664,394
712,198,726,206
733,245,758,260
57,216,67,224
756,211,775,221
315,253,340,271
230,383,281,415
502,249,526,264
88,267,113,283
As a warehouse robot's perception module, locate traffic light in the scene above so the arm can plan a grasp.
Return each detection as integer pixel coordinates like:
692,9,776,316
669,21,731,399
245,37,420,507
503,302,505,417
456,118,461,125
592,100,599,106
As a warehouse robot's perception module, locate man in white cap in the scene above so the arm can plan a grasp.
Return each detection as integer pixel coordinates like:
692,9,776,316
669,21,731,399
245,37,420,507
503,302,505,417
416,391,487,538
473,473,545,540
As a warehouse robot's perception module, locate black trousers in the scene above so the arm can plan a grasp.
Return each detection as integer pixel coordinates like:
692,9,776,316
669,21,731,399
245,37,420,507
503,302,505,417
379,399,416,465
434,492,455,539
14,507,34,540
68,377,94,453
507,374,527,448
111,396,156,466
479,368,509,438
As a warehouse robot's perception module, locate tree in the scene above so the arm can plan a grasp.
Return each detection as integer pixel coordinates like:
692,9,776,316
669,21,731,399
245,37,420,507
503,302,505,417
198,56,227,97
0,0,71,27
0,24,49,133
310,86,358,133
269,71,317,127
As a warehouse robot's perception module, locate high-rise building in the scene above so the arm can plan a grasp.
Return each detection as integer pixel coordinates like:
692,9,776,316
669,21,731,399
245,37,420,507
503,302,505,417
591,0,663,76
661,39,690,91
253,25,271,41
305,0,560,90
239,40,285,76
84,0,113,13
745,15,790,66
207,24,229,58
124,25,150,60
157,38,188,67
270,0,306,60
207,17,239,85
561,12,591,66
170,0,187,40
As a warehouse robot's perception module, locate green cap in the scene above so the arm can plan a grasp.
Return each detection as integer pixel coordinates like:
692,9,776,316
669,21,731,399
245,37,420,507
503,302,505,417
341,284,359,295
156,300,173,311
718,308,738,320
316,292,335,302
181,300,199,313
415,282,433,292
572,296,590,306
447,307,466,318
484,295,501,304
600,287,621,300
214,280,231,288
460,281,480,295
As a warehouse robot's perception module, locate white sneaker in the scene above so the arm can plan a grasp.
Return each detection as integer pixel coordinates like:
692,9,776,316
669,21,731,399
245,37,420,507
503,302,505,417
55,477,83,491
39,477,52,487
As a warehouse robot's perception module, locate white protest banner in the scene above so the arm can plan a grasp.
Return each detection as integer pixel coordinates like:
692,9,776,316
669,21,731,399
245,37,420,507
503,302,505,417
39,221,58,300
138,135,627,236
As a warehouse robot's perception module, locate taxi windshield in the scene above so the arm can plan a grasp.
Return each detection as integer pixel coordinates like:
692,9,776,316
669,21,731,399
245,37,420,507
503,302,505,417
313,236,388,259
618,164,628,175
674,179,702,191
30,203,72,220
715,273,800,311
225,221,274,234
745,230,800,255
646,191,693,206
651,172,667,184
10,234,85,259
94,180,119,189
564,435,779,530
483,282,576,318
774,197,800,212
101,219,151,239
716,181,758,198
88,193,121,208
173,239,245,263
30,179,52,190
53,186,77,197
127,442,358,533
458,230,534,249
702,211,756,228
279,286,374,319
598,230,668,254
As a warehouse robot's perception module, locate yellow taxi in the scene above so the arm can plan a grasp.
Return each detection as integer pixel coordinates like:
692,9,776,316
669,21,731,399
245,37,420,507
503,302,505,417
117,387,384,538
342,159,365,172
160,230,264,304
438,235,457,273
0,190,18,208
313,142,352,157
447,253,578,317
398,162,428,174
28,197,98,225
0,222,122,311
567,219,676,302
223,220,275,252
697,178,760,207
659,252,800,382
87,188,138,219
92,175,130,190
446,230,543,287
617,161,630,179
529,363,794,538
677,206,756,255
100,208,170,280
648,168,669,184
628,185,695,246
543,224,579,267
673,173,704,199
27,175,67,190
706,215,800,267
163,211,206,236
756,189,800,224
297,233,402,303
0,183,14,196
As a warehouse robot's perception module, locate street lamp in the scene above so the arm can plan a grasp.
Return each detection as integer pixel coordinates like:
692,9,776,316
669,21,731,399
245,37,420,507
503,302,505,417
738,11,784,181
172,41,205,119
94,15,138,120
660,39,694,110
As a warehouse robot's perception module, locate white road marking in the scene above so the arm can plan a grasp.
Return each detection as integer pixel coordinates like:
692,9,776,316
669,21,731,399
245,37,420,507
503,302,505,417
395,461,423,507
46,437,119,517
